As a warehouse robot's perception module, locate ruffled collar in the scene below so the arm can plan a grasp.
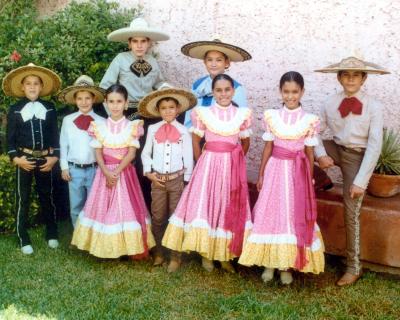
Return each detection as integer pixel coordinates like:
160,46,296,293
20,100,47,122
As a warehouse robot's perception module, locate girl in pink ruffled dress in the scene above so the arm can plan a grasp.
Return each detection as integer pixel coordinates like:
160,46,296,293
71,84,155,258
239,71,325,284
162,74,252,272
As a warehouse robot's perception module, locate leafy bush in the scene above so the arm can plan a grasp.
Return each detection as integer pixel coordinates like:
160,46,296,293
0,154,40,233
375,128,400,175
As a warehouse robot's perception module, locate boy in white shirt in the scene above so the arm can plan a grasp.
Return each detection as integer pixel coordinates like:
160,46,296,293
58,75,105,227
139,88,196,272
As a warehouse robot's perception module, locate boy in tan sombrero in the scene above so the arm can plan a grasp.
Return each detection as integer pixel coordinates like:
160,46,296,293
58,75,105,227
315,55,389,286
139,88,196,272
180,39,251,127
4,63,61,254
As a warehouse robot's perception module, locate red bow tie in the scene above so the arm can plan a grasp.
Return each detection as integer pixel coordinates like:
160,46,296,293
155,123,181,143
338,97,363,118
74,114,94,131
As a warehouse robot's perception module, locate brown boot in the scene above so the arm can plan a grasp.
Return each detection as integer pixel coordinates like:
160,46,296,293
167,258,181,273
336,272,363,287
313,165,334,191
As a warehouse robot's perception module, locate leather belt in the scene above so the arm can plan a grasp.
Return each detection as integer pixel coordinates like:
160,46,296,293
68,161,97,169
20,148,49,158
155,169,185,182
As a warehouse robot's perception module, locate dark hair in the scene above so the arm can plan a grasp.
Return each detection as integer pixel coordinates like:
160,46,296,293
279,71,304,90
211,74,235,90
105,84,128,101
338,70,367,78
204,50,229,61
73,89,95,99
156,97,180,109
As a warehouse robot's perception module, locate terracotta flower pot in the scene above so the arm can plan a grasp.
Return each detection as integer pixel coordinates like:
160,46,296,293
367,173,400,198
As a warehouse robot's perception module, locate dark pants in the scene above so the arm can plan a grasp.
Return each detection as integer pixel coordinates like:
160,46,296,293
15,157,58,247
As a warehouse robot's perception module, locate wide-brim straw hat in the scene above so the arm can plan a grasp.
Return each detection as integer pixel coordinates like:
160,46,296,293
181,39,252,62
58,75,105,105
138,88,197,119
2,63,61,97
315,56,390,75
107,17,169,42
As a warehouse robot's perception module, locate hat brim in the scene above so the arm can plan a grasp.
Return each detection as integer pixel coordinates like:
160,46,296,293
181,41,252,62
107,27,170,42
58,86,105,105
138,88,197,119
315,67,390,75
2,65,61,97
315,59,390,75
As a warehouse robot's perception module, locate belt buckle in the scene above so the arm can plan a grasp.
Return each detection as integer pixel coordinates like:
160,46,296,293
32,150,43,158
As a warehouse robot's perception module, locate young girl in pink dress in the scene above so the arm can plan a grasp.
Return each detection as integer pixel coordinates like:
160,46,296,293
71,84,155,258
239,71,324,284
162,74,252,272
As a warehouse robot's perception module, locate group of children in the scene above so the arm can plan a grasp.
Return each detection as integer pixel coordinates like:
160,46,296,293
5,17,388,287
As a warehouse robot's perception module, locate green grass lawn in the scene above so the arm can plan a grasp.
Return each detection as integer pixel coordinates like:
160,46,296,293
1,222,399,320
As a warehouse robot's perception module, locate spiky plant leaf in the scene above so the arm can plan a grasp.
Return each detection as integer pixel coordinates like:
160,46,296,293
375,128,400,175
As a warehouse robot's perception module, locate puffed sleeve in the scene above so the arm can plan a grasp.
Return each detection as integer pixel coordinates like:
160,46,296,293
304,117,320,147
189,107,206,137
239,109,252,139
262,116,275,141
128,120,144,148
88,121,103,148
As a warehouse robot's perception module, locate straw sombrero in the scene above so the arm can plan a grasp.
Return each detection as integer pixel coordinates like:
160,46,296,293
2,63,61,97
107,17,169,42
181,39,252,62
315,56,390,75
138,88,197,119
58,75,105,105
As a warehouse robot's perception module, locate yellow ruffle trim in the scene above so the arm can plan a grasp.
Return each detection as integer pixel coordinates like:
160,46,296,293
71,223,155,258
238,232,325,274
195,107,252,137
91,119,143,148
162,224,250,262
264,109,319,140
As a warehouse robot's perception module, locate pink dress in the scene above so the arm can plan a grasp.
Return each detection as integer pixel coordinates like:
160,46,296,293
162,104,253,261
239,106,325,273
71,117,155,258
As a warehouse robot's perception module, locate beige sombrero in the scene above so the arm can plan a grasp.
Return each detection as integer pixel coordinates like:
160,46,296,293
315,56,390,74
2,63,61,97
138,88,197,119
58,75,105,105
107,17,169,42
181,39,252,62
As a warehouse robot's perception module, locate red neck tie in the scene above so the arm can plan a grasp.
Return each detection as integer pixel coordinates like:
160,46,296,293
154,123,181,143
74,114,94,131
338,97,363,118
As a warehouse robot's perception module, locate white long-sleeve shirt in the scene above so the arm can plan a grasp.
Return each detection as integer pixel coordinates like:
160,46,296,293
141,120,193,182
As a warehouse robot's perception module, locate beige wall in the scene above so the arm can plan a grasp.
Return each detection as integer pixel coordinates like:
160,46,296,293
39,0,400,181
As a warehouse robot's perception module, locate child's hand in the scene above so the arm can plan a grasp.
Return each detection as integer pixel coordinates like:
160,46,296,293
61,169,72,181
145,172,165,188
13,156,35,171
40,156,58,172
350,184,365,199
256,176,264,192
317,156,334,169
104,170,118,188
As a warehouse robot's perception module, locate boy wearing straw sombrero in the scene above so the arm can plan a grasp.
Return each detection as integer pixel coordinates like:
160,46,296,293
315,55,389,286
58,75,105,227
4,63,61,255
179,39,251,127
139,88,196,273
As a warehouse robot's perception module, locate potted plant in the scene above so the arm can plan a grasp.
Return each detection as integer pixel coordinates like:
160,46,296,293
367,128,400,197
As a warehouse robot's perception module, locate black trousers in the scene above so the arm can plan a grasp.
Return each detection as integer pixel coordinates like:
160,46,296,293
15,157,58,247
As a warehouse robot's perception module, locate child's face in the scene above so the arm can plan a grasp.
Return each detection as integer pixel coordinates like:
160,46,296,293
213,79,235,107
280,81,304,109
204,51,230,79
75,91,94,114
21,75,43,101
106,92,127,120
337,71,367,96
158,99,180,123
129,37,151,58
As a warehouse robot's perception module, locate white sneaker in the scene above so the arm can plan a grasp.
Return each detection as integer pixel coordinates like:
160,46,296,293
48,239,59,249
261,268,275,283
21,245,34,255
202,257,214,272
280,271,293,285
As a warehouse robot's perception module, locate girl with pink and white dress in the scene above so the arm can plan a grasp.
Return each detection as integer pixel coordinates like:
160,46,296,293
162,74,252,273
239,71,325,284
71,84,155,259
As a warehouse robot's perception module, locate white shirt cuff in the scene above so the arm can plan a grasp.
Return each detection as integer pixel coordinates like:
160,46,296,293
60,159,69,171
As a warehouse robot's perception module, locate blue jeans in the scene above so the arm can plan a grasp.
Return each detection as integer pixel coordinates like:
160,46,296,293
68,165,96,227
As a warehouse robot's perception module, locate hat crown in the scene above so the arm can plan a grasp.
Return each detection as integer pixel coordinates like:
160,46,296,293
74,75,95,87
340,57,366,68
130,17,149,29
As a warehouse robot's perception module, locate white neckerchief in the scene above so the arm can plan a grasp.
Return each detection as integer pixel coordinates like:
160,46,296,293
193,76,212,98
20,101,47,122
